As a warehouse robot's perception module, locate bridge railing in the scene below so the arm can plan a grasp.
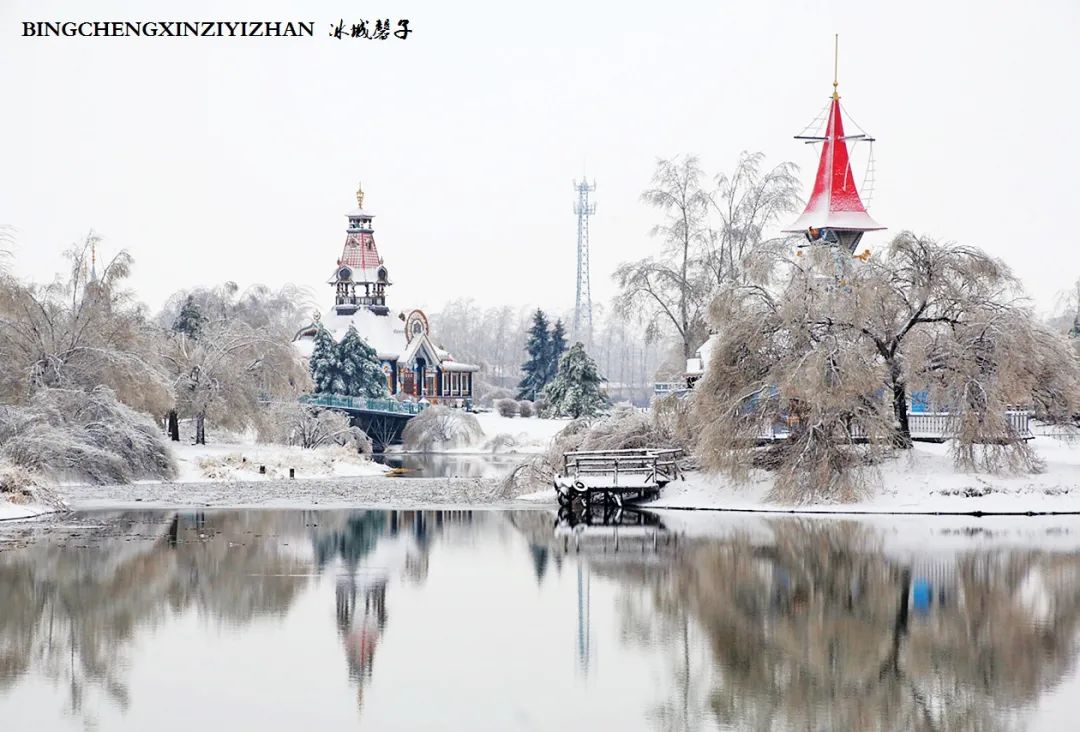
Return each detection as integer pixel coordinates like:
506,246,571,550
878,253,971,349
300,393,429,416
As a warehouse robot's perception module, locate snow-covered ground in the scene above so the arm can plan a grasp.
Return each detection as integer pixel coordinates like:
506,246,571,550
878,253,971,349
518,436,1080,515
164,441,387,483
649,437,1080,514
0,502,54,522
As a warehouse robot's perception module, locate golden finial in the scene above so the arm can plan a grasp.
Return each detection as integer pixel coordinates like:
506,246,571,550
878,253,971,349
356,182,365,209
832,34,840,99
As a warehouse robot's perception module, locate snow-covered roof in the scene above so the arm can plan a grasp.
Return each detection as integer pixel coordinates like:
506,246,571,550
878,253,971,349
440,360,478,372
686,333,719,376
346,208,375,219
401,329,441,366
294,307,478,373
304,307,407,361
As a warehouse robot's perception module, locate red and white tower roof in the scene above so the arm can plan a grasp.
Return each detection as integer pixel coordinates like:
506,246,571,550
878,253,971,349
783,57,883,235
332,183,386,284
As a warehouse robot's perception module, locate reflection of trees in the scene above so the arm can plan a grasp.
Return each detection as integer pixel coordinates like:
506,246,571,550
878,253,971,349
599,519,1080,731
1,508,485,727
0,511,310,724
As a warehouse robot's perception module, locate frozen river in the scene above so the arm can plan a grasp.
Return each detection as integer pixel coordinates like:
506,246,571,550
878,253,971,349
3,507,1080,730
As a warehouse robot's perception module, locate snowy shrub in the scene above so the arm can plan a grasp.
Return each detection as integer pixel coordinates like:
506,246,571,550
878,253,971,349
0,387,176,484
258,401,372,455
0,459,62,508
517,400,534,418
533,393,551,416
478,385,514,408
495,398,519,418
401,405,484,452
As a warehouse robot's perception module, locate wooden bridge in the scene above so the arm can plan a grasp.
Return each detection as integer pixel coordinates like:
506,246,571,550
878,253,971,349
555,448,683,507
300,394,429,449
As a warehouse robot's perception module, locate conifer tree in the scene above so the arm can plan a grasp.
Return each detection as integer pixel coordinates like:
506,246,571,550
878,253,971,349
336,324,389,398
546,319,568,384
517,309,551,400
172,295,205,339
543,342,609,418
309,324,338,394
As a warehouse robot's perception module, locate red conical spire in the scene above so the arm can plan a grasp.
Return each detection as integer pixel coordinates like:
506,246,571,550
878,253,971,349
785,39,883,237
784,96,883,233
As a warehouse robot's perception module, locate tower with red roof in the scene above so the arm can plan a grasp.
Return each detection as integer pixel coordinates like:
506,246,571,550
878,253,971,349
331,183,391,316
783,39,884,253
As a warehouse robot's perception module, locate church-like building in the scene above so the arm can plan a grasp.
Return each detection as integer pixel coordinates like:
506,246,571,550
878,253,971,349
294,184,478,405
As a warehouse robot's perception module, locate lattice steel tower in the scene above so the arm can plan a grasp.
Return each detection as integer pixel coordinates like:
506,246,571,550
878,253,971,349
573,179,596,347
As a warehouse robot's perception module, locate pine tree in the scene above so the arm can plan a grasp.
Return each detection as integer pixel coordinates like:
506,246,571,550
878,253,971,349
309,324,338,394
172,295,205,339
336,324,389,398
546,319,568,385
517,309,551,400
544,342,609,418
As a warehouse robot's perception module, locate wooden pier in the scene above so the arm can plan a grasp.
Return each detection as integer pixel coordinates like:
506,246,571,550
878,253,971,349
554,448,683,507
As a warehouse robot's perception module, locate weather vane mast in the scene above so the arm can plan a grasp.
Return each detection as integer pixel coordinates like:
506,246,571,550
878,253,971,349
356,181,364,209
833,34,840,99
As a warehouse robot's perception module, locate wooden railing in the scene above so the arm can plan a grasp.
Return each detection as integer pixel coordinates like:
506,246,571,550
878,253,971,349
563,448,683,488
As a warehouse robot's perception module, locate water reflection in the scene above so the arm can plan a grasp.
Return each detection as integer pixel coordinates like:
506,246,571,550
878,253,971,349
2,510,1080,730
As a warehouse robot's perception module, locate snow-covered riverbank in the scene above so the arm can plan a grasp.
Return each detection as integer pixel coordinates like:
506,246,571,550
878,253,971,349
649,437,1080,515
515,436,1080,515
0,502,55,522
58,476,508,510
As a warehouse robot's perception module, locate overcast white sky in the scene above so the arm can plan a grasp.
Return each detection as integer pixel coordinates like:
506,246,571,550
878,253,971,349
1,0,1078,319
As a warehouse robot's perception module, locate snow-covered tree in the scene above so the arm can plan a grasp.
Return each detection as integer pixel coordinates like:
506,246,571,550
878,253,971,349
0,386,176,484
517,309,551,400
693,232,1080,502
172,294,206,338
0,236,171,415
160,289,310,445
258,401,371,453
336,324,388,398
615,153,800,360
309,324,338,394
544,342,609,418
547,319,568,384
401,405,484,451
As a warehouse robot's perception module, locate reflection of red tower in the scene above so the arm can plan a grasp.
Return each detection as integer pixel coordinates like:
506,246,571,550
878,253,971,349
336,576,388,692
783,37,884,253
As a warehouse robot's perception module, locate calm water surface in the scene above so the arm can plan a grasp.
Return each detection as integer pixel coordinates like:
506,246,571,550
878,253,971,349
372,452,521,478
2,508,1080,731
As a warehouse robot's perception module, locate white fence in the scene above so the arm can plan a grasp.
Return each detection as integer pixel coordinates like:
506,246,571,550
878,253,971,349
908,410,1032,441
758,410,1032,442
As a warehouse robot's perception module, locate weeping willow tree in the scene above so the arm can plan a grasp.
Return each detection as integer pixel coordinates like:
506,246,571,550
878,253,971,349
693,232,1080,503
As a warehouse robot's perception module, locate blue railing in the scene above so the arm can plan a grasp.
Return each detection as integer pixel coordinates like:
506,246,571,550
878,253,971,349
300,393,429,416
